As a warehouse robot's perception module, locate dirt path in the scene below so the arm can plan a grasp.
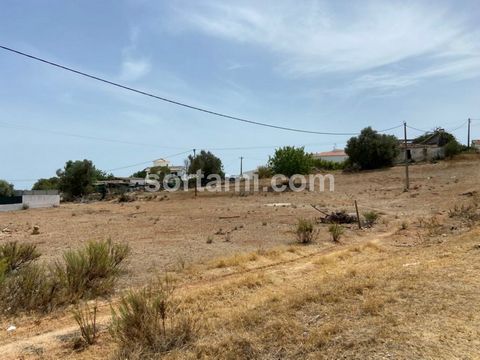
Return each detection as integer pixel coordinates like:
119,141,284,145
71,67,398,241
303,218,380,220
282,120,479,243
0,231,394,359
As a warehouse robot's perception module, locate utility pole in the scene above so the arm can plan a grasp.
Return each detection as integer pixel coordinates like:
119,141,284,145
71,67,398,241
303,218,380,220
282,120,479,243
193,148,197,197
403,122,409,191
467,118,471,150
240,156,243,177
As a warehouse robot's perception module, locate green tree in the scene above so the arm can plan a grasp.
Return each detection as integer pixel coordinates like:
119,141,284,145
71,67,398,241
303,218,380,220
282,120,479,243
32,177,60,191
268,146,313,177
131,170,147,178
56,160,103,199
187,150,224,185
444,139,463,158
0,180,14,197
345,127,399,170
413,128,456,146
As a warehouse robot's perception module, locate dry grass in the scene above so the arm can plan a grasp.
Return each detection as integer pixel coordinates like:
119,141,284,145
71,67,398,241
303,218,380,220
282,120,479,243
2,156,480,358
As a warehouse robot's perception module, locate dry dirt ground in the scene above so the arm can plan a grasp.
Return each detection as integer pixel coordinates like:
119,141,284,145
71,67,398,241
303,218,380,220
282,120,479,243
1,155,480,359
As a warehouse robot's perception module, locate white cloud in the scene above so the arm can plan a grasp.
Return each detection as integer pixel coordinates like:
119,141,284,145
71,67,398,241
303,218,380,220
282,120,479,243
119,26,151,81
119,57,151,81
169,0,480,90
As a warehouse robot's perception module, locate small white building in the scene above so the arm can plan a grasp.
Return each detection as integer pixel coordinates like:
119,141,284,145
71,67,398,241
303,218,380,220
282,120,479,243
312,149,348,163
472,140,480,152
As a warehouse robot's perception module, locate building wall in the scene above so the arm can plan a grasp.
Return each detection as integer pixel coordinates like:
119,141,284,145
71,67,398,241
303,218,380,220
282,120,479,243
396,146,444,163
0,194,60,212
0,204,23,212
316,155,348,163
23,194,60,209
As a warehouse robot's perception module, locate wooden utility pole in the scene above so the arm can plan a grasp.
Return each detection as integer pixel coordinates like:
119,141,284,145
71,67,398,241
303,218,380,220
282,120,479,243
240,156,243,177
403,122,409,191
193,148,197,197
467,118,471,149
354,200,362,230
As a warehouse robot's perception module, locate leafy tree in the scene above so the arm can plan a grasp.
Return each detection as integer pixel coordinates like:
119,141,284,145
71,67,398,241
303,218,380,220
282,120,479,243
32,177,60,191
268,146,313,177
413,128,455,146
56,160,104,199
256,165,273,179
444,139,463,158
131,170,147,178
312,158,346,171
187,150,224,185
0,180,14,197
147,166,171,183
345,127,399,170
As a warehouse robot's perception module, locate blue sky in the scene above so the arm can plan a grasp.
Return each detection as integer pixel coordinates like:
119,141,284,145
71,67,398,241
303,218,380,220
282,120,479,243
1,0,479,189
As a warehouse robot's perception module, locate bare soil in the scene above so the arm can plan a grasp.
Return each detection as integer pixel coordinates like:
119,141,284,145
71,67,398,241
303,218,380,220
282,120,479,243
1,155,479,359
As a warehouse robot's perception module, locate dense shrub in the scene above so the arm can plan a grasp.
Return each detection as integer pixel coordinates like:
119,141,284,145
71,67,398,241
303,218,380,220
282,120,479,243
268,146,313,178
256,165,273,179
110,276,197,358
444,140,463,158
0,179,14,197
345,127,399,170
0,240,129,314
55,240,130,300
0,263,59,314
312,158,346,171
0,241,40,274
295,218,316,244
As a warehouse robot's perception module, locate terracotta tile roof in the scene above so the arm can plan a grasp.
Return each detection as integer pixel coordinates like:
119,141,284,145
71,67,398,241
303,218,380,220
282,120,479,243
314,150,347,157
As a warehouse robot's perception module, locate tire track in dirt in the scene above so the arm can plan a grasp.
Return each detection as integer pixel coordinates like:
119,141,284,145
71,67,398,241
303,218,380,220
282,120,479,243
0,231,394,358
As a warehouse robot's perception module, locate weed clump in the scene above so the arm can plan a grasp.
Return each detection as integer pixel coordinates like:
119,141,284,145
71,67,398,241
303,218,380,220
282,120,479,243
295,218,316,244
0,241,40,274
72,302,98,347
54,240,130,301
110,275,197,358
363,211,379,227
328,223,344,243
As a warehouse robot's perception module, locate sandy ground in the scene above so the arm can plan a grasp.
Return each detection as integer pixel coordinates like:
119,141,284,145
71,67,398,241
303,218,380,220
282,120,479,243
0,155,479,358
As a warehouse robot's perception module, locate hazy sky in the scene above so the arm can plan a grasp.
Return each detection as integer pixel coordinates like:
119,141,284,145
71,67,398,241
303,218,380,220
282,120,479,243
1,0,479,189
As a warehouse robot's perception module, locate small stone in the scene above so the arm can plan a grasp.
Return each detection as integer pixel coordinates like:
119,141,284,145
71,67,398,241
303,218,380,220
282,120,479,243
7,325,16,332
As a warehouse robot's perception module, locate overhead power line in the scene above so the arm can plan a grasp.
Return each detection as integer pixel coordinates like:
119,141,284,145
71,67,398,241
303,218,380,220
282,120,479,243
0,44,360,136
406,125,430,133
0,120,186,150
105,150,192,172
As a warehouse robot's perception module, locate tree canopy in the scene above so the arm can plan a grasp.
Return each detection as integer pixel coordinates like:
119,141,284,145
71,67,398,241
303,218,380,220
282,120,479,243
268,146,313,177
187,150,224,184
32,177,60,191
0,180,14,197
345,127,399,170
56,160,105,199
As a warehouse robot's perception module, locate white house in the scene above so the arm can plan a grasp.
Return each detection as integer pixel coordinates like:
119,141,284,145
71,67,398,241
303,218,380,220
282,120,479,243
472,140,480,152
312,149,348,163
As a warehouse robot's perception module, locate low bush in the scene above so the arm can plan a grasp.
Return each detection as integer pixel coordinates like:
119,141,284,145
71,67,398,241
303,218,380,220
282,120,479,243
55,240,130,301
256,166,273,179
72,302,98,347
363,211,379,227
312,159,346,171
110,276,197,358
0,240,129,315
0,241,40,274
0,263,59,314
328,223,344,243
295,218,316,244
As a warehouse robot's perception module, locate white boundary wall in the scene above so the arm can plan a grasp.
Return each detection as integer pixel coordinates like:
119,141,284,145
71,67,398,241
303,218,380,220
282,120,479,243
0,204,23,212
23,195,60,209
